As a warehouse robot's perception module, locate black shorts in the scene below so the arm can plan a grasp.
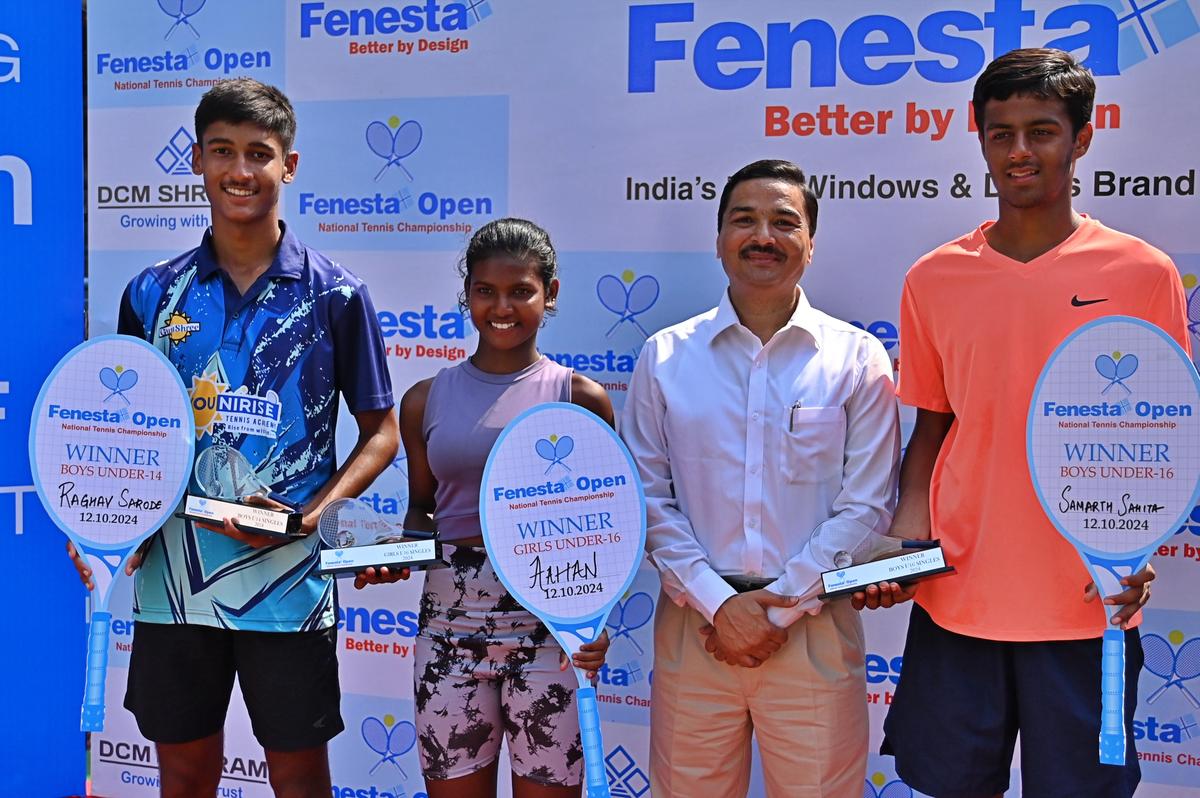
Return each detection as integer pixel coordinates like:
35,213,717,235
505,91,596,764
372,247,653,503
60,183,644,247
882,604,1142,798
125,621,344,751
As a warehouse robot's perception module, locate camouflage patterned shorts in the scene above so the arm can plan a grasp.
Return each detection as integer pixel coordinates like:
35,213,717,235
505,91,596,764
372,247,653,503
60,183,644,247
415,544,583,785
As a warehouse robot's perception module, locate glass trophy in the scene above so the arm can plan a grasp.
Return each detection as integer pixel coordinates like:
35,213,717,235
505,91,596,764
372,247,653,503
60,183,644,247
316,497,446,576
817,531,955,600
180,444,304,537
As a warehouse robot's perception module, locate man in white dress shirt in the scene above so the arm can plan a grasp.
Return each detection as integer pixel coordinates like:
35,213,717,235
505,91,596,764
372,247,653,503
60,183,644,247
621,159,901,798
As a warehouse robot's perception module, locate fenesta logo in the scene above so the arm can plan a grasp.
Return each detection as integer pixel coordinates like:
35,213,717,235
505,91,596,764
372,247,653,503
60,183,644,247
1042,348,1194,419
95,0,272,76
1110,0,1200,70
336,605,420,636
48,363,182,431
627,1,1120,92
298,1,493,37
298,120,494,222
376,306,473,340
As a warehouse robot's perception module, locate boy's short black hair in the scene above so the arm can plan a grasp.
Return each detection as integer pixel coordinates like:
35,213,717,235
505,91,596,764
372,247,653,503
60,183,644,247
194,77,297,151
973,48,1095,134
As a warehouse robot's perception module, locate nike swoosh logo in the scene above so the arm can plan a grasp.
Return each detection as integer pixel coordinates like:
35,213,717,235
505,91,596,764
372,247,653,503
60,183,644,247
1071,295,1108,307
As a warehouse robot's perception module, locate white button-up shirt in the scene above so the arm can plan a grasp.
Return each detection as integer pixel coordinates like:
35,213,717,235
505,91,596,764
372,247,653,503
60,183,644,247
620,289,900,626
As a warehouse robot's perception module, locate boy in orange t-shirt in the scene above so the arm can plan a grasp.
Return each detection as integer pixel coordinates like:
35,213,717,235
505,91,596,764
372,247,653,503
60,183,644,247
874,49,1191,798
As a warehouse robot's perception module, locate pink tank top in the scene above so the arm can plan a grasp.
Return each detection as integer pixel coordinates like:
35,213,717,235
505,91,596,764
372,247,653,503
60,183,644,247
423,356,572,542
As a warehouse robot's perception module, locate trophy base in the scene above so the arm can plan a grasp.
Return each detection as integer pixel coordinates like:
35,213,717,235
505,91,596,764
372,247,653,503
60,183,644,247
818,544,955,600
179,493,305,538
319,537,447,576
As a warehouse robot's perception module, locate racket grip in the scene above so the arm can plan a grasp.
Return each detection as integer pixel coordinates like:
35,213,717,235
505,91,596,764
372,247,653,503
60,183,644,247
577,686,610,798
81,610,112,732
1099,628,1126,766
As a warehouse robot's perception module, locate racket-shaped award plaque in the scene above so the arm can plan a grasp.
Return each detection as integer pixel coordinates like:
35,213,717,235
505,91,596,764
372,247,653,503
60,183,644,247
28,334,194,731
480,403,646,798
1028,316,1200,764
315,497,445,575
181,444,304,537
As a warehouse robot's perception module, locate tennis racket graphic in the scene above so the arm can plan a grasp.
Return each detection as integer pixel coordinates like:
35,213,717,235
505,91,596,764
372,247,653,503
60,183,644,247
1028,316,1200,764
1142,633,1200,707
366,119,422,181
864,778,914,798
605,591,654,655
29,335,193,731
158,0,204,39
362,715,417,777
596,274,659,338
481,403,646,798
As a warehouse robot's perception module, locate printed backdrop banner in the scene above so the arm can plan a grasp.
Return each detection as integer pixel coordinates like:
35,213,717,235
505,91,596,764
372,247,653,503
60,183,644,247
0,3,86,796
85,2,1200,796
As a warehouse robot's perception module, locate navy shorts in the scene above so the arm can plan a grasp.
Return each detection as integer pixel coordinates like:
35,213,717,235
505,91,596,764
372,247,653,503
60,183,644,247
882,605,1142,798
125,621,344,751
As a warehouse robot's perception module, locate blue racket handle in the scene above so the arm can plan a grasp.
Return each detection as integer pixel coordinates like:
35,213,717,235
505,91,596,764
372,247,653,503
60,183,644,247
1099,628,1126,765
81,610,112,732
577,686,610,798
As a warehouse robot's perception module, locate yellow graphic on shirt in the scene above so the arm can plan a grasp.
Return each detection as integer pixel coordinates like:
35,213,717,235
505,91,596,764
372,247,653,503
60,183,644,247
189,371,228,439
157,311,201,345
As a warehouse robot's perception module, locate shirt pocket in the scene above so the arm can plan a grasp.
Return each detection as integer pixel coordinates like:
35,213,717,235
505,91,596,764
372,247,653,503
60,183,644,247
782,406,846,484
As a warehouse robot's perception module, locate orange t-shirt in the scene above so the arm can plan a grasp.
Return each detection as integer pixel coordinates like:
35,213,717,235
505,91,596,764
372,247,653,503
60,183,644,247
899,216,1192,641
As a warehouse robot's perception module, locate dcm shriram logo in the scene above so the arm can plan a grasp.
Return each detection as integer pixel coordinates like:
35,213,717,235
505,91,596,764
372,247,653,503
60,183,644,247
627,1,1122,92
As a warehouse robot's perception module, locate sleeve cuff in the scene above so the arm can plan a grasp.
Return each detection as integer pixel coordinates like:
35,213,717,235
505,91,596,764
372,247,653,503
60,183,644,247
686,568,738,624
763,597,824,629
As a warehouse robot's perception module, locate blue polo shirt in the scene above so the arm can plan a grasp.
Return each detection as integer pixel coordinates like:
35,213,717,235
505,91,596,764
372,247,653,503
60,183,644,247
118,222,393,631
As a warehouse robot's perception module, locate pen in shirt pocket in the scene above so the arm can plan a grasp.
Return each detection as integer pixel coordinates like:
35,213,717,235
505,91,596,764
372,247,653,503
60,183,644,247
788,400,802,432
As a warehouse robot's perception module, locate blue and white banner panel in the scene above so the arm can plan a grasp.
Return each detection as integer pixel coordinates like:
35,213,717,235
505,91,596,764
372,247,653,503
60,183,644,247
86,2,1200,796
1,1,86,795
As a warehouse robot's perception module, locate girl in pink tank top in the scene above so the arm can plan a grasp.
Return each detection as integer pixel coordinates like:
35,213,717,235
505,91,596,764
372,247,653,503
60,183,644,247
356,218,614,798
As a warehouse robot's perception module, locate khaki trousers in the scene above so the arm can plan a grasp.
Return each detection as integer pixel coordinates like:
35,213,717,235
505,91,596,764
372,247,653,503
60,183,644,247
649,593,867,798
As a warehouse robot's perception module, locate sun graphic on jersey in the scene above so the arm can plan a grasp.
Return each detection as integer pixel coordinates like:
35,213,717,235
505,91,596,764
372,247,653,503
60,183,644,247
158,311,200,344
189,371,229,439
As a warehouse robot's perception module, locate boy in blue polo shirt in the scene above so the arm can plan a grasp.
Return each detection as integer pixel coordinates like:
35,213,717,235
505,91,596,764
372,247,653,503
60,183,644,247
71,78,398,798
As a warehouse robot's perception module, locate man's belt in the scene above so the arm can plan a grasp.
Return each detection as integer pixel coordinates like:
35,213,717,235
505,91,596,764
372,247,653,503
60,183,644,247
721,575,774,593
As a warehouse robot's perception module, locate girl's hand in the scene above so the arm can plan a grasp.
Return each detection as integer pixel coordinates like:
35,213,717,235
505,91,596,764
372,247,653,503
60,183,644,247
561,630,610,680
353,565,412,589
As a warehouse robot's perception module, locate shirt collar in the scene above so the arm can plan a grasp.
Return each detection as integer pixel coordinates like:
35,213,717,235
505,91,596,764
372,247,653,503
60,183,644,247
703,287,823,350
194,221,305,282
